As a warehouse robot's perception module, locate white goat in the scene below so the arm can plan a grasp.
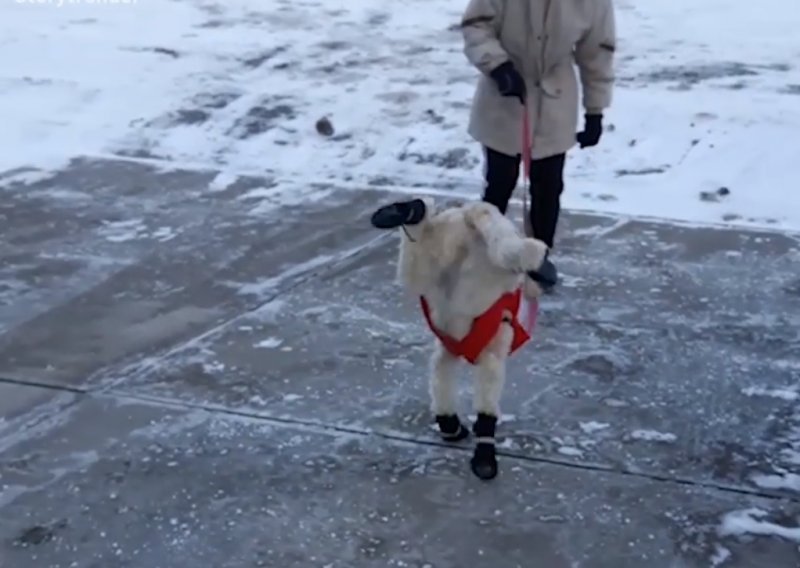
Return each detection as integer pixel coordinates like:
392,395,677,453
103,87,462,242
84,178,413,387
371,196,553,480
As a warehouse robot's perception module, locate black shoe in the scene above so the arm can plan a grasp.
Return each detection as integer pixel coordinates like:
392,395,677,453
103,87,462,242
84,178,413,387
370,199,427,229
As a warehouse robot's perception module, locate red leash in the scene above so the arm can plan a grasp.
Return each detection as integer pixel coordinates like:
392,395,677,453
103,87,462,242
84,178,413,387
519,102,539,334
522,103,532,183
520,103,533,239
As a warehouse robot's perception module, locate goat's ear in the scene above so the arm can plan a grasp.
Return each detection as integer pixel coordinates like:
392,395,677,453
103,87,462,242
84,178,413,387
463,202,493,230
463,201,505,240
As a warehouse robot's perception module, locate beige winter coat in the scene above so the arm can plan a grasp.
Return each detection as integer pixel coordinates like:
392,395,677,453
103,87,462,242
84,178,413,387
461,0,616,160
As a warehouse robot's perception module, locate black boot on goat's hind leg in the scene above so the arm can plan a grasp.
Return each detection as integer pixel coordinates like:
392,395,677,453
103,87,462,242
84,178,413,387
435,414,469,442
470,413,498,480
370,198,427,229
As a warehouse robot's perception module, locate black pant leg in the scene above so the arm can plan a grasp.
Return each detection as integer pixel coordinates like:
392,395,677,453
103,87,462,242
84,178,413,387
482,146,520,215
528,153,566,249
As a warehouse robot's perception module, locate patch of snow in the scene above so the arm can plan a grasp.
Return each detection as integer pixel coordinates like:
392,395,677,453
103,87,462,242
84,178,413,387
382,358,413,370
742,386,799,401
0,0,798,229
468,413,517,424
239,187,274,200
31,187,90,200
251,299,286,322
557,446,584,458
710,544,731,567
630,429,677,443
560,274,587,288
283,394,303,402
208,171,238,192
773,359,800,371
782,450,800,466
246,182,335,216
234,252,337,298
0,168,58,188
496,438,516,450
202,361,225,374
254,337,282,349
99,219,179,243
129,408,210,440
151,226,178,242
0,0,206,172
580,421,610,434
718,508,800,543
751,472,800,492
100,218,147,242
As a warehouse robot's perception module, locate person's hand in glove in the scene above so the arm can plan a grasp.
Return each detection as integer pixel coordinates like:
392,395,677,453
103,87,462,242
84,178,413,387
489,61,526,103
576,113,603,148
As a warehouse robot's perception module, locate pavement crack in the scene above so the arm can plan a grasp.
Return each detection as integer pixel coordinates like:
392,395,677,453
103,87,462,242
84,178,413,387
0,375,86,395
105,388,800,504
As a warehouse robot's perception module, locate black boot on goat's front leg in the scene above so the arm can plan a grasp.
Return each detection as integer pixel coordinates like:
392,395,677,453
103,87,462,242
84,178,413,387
370,198,427,229
435,414,470,442
470,413,498,480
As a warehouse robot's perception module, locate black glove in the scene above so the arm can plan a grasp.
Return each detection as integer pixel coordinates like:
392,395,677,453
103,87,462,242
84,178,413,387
489,61,526,103
576,113,603,148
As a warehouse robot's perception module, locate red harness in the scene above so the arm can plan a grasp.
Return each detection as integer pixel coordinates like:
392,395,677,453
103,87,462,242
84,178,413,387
419,288,531,365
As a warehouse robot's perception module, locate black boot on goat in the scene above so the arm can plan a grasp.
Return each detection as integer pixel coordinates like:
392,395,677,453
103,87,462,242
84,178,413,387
370,199,427,229
470,413,498,480
435,414,470,442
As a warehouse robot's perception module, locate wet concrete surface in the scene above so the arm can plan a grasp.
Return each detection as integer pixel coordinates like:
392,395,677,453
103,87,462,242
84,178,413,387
1,157,800,567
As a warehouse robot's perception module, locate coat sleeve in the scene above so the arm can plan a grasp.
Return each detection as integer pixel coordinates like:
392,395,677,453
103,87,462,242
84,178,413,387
574,0,616,114
461,0,509,75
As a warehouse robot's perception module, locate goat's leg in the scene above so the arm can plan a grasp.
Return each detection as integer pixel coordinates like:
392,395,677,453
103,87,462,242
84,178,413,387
470,323,513,480
429,342,469,442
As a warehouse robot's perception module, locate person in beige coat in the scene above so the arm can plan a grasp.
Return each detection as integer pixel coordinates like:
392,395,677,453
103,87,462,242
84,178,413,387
461,0,616,287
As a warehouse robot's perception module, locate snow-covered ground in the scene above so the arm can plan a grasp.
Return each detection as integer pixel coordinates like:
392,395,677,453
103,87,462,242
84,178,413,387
3,0,800,230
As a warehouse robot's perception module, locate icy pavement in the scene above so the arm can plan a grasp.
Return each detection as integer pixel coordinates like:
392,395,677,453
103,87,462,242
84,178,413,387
3,0,800,564
1,158,800,567
3,0,800,230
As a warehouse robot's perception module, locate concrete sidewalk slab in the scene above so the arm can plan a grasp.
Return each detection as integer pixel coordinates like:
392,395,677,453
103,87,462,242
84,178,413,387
0,383,68,427
1,394,798,568
108,187,800,500
1,157,800,567
0,158,384,388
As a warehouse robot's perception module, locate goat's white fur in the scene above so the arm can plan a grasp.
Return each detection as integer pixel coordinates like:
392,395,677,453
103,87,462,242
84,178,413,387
395,197,548,418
